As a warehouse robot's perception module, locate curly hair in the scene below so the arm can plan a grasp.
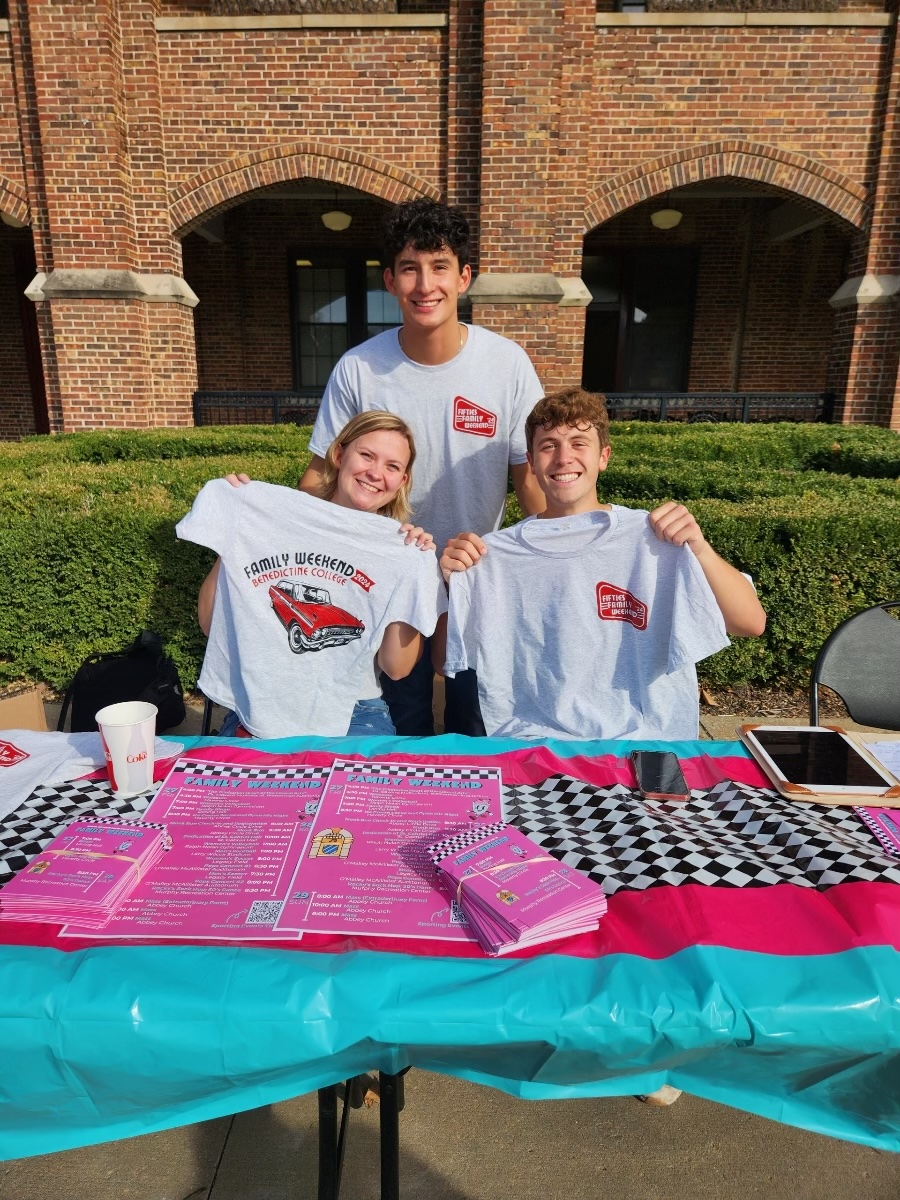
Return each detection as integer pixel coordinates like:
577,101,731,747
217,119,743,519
525,387,611,454
318,411,417,523
383,198,470,270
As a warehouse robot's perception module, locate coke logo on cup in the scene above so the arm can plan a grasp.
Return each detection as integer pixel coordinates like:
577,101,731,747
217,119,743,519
127,751,148,763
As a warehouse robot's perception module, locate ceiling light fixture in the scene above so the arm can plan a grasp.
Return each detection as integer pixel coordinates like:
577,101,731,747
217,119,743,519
650,200,683,231
321,210,352,232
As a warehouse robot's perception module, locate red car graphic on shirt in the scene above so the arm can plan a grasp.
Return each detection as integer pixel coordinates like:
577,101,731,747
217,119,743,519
269,580,365,654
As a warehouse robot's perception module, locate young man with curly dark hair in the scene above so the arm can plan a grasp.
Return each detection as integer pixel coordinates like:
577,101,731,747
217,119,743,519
301,197,546,736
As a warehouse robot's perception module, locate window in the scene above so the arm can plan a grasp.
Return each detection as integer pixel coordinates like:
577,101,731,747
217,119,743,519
581,248,697,392
291,255,400,389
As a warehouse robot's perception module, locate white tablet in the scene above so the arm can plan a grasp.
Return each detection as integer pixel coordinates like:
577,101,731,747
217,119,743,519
740,725,900,799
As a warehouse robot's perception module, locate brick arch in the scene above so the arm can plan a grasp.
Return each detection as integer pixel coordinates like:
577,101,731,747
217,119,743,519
585,141,868,232
169,142,441,236
0,176,31,227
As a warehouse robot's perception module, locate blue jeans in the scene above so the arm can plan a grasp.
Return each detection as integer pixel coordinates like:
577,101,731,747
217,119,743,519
344,697,395,736
380,637,485,737
217,697,395,738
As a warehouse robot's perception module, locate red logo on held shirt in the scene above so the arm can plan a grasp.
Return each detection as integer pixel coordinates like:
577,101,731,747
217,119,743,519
596,582,648,630
0,740,29,768
352,569,375,592
453,396,497,439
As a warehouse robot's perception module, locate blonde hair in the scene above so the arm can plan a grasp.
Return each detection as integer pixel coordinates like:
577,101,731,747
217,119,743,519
319,411,416,522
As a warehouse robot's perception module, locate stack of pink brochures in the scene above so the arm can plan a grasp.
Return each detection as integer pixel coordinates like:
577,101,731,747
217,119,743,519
427,821,607,956
855,807,900,857
0,816,171,928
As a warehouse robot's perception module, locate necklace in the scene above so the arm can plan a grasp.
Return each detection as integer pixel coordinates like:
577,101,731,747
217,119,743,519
398,323,466,359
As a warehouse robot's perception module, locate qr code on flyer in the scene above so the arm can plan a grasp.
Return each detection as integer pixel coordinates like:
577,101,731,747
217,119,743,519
449,900,468,926
246,900,285,925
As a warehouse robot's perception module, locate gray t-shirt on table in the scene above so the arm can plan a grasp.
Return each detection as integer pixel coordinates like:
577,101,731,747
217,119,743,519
443,507,730,741
177,480,447,739
309,325,544,551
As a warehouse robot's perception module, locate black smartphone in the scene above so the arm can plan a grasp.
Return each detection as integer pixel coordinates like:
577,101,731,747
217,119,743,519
631,750,690,802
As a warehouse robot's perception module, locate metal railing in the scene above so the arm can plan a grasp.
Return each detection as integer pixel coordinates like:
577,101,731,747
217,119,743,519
193,389,835,427
210,1,398,13
603,392,834,423
193,390,322,426
614,0,840,10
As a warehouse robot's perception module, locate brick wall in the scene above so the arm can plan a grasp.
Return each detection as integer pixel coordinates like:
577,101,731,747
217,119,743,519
588,27,887,195
445,0,482,254
738,222,848,391
0,31,26,204
157,29,445,199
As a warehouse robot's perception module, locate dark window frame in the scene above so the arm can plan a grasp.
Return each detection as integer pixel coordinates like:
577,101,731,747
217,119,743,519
581,245,698,393
288,249,399,390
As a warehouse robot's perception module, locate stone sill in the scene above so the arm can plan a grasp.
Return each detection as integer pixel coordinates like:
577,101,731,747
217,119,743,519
597,11,892,24
0,21,8,34
156,14,446,32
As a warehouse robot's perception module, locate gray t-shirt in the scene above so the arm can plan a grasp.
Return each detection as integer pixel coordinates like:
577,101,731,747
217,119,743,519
177,480,447,738
309,325,544,551
443,507,730,741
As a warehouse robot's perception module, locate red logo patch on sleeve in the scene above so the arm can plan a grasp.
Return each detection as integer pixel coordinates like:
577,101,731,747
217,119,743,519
453,396,497,438
0,740,29,768
596,582,648,630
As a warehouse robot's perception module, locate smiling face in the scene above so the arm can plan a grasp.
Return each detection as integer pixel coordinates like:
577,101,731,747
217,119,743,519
384,243,472,335
331,428,411,514
527,422,611,518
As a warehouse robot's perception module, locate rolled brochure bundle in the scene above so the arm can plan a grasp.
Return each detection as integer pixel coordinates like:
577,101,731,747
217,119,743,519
0,817,171,928
427,821,606,956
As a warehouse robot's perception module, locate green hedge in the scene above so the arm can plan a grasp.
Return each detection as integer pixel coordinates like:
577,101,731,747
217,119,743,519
1,422,898,693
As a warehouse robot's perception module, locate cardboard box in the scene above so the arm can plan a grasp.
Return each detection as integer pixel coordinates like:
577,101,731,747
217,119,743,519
0,687,49,733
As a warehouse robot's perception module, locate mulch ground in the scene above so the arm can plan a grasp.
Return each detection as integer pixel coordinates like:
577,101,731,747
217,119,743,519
701,683,845,719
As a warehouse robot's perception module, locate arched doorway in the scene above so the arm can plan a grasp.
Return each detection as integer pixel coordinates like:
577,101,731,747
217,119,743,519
181,179,403,404
0,210,48,437
581,182,853,401
172,144,439,422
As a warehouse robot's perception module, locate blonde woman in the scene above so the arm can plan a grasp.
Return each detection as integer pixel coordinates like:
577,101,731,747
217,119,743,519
180,412,445,739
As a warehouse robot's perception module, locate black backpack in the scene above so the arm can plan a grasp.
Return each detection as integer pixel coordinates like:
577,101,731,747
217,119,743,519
56,631,186,734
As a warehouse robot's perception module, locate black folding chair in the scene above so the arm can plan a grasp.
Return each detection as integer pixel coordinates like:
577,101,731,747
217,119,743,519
809,601,900,729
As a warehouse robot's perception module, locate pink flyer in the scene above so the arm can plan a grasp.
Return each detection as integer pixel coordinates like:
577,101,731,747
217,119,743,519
274,758,503,941
855,806,900,858
62,758,328,941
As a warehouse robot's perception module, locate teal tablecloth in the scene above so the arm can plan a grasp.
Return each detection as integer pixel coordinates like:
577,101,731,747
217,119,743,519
1,734,898,1159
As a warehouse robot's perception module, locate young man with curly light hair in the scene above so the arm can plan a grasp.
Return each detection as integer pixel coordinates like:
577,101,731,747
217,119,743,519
436,387,765,742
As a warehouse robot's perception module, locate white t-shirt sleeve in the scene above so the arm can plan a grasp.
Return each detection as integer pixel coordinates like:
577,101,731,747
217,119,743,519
308,356,362,459
667,545,730,673
442,571,476,678
175,479,245,556
388,549,449,638
507,349,545,466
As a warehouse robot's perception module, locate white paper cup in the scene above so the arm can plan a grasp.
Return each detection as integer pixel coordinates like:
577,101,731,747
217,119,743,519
95,701,157,799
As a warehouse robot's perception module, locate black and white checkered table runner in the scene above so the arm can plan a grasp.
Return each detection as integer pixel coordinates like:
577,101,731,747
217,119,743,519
3,770,899,893
504,775,900,893
0,778,151,883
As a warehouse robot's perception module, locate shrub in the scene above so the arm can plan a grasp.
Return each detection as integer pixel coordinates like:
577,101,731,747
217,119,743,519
2,423,899,693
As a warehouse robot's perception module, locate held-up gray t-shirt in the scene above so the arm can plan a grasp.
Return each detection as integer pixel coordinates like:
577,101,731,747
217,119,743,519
176,480,447,738
309,325,544,551
443,507,730,741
